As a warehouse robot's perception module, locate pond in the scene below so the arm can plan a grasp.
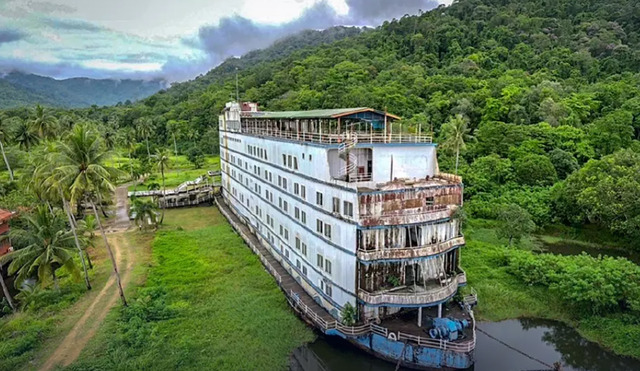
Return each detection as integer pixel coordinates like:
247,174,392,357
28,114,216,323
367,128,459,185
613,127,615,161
538,239,640,265
290,318,640,371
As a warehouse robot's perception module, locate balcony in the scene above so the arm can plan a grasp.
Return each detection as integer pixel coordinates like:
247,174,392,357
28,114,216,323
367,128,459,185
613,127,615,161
240,126,433,145
359,272,466,306
357,236,465,261
359,205,453,227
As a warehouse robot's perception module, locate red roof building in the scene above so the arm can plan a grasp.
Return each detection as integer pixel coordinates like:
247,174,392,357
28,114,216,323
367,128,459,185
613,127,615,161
0,209,14,257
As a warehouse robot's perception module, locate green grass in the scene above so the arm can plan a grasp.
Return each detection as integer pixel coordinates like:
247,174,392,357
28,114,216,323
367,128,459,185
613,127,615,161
68,207,314,370
127,156,220,192
0,243,111,371
463,219,640,359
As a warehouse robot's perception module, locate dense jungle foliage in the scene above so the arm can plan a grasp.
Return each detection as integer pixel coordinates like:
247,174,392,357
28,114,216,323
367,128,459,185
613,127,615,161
2,0,640,245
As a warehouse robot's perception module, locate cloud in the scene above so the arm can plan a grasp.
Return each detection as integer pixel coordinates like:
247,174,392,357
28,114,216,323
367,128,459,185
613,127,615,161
0,29,26,44
41,18,105,32
346,0,437,25
27,1,76,14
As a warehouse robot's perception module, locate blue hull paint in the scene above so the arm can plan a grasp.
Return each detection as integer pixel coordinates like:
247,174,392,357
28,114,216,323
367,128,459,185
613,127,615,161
350,333,474,370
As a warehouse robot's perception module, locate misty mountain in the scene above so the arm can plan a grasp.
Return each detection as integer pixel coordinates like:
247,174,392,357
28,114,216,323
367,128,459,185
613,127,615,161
0,72,166,109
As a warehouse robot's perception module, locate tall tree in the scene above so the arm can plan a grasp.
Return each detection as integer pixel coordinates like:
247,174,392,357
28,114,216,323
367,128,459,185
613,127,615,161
166,120,181,156
154,149,171,224
136,117,153,159
50,124,127,305
31,104,58,140
0,206,79,290
0,265,15,311
440,114,472,174
129,197,159,230
13,119,39,150
0,115,14,181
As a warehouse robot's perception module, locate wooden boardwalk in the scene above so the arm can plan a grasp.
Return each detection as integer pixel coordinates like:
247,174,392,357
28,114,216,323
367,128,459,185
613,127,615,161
216,197,334,323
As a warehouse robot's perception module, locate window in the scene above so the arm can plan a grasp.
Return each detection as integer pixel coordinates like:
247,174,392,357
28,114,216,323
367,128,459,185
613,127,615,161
282,177,287,190
426,196,435,205
316,219,323,234
296,259,301,270
320,280,332,297
344,201,354,217
324,224,332,239
288,155,292,168
332,197,340,213
302,266,307,276
282,154,286,166
316,192,323,206
283,200,288,212
294,207,300,220
279,197,282,209
301,210,307,224
295,237,301,250
309,154,313,161
284,228,289,240
278,175,282,187
316,254,324,270
301,185,306,199
279,225,283,236
285,249,290,259
294,183,299,196
294,157,298,170
301,242,307,256
325,260,332,275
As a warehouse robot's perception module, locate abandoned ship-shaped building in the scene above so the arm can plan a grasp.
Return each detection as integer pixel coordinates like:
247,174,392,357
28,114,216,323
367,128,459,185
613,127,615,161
217,102,476,370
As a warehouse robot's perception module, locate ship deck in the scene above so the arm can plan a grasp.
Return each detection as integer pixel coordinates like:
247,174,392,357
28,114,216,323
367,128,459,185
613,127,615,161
380,305,475,341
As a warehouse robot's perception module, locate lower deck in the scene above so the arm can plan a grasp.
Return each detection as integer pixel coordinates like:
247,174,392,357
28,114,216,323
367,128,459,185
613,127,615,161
216,194,476,366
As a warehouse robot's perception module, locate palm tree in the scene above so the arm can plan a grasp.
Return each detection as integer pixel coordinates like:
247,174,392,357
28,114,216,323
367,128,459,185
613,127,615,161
31,104,58,140
0,265,15,311
136,117,153,159
0,115,14,181
14,119,39,150
118,127,137,180
154,149,171,224
78,215,97,269
35,155,92,291
440,114,472,174
166,120,180,156
0,206,79,290
129,197,159,230
49,124,127,305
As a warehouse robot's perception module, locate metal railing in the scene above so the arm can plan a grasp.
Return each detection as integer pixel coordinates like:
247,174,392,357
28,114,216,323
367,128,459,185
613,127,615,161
216,195,475,354
240,126,433,145
357,236,465,260
358,273,467,306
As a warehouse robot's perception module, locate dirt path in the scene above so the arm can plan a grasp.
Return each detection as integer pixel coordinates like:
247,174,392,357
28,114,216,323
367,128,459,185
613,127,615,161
40,185,133,371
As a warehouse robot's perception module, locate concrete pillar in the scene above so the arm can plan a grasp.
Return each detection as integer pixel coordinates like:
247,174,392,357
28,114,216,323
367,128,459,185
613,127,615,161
438,303,442,318
418,307,422,327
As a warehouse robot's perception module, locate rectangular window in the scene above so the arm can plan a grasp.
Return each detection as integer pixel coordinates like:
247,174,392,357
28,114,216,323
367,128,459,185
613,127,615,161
301,242,307,256
332,197,340,213
302,266,307,276
294,183,299,195
287,155,292,168
295,237,301,250
316,219,323,234
284,229,289,240
316,192,323,206
324,224,332,239
309,154,312,161
285,249,290,259
296,259,301,270
316,254,324,270
278,175,282,187
282,178,287,190
279,225,283,236
301,211,307,224
426,196,435,205
344,201,354,217
283,201,288,212
301,185,306,199
279,197,282,209
325,260,332,275
282,154,286,166
294,157,298,170
294,207,300,220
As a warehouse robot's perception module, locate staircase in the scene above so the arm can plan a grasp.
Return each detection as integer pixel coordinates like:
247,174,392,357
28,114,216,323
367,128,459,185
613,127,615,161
338,133,358,180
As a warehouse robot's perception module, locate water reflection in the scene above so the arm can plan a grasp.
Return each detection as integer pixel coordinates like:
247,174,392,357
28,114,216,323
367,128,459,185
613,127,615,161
291,319,640,371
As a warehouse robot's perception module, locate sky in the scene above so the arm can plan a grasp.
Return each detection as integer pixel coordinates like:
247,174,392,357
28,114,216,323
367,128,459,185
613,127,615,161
0,0,451,82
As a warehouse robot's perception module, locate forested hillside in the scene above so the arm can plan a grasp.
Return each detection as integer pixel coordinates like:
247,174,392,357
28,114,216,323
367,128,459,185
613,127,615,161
0,72,166,108
3,0,640,243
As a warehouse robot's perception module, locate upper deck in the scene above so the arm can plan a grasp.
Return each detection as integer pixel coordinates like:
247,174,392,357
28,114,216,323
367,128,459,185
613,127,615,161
219,102,433,145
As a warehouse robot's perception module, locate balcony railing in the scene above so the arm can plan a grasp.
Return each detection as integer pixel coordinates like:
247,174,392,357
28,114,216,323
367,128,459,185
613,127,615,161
359,272,466,306
239,126,433,145
359,205,452,227
357,236,465,261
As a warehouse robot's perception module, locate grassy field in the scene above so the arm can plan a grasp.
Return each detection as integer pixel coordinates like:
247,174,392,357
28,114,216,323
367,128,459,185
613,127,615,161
0,240,111,371
67,207,314,370
128,156,220,192
463,219,640,358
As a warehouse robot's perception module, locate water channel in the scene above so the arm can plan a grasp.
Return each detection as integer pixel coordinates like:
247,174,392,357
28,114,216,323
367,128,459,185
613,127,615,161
290,318,640,371
291,240,640,371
